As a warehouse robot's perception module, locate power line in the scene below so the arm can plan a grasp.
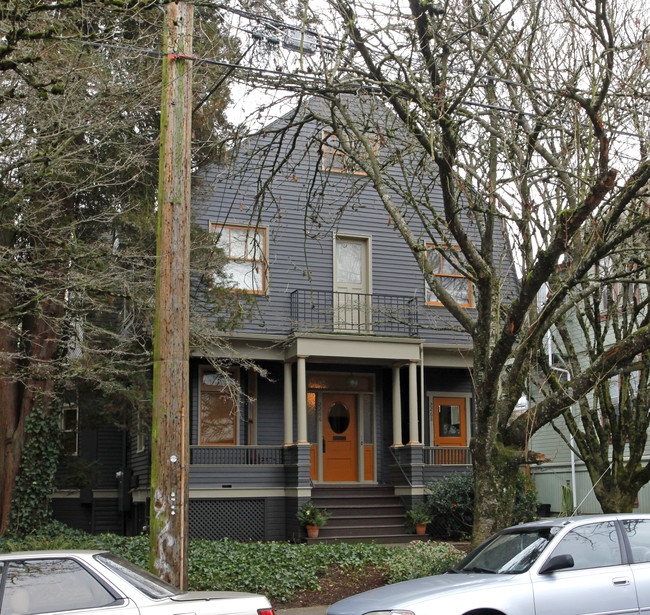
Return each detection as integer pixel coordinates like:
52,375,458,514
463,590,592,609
68,9,649,142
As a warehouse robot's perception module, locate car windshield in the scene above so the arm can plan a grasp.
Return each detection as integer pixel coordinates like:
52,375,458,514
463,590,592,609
454,528,554,574
95,553,180,599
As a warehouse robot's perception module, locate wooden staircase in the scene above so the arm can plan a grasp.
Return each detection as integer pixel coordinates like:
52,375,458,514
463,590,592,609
307,485,424,544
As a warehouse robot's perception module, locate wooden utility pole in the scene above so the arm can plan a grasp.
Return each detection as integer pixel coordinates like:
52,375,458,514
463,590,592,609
150,0,193,590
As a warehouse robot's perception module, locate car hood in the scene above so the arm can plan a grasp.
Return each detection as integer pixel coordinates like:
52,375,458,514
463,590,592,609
328,573,523,615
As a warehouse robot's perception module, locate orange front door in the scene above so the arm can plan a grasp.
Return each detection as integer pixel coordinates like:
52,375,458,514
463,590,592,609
322,393,358,482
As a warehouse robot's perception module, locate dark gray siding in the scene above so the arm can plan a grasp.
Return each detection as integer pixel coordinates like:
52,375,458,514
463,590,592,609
191,111,505,346
256,362,285,445
425,368,473,394
52,499,92,533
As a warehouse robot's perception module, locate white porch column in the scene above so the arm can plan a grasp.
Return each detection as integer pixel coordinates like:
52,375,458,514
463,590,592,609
392,366,403,446
283,362,293,446
296,355,308,444
408,360,420,444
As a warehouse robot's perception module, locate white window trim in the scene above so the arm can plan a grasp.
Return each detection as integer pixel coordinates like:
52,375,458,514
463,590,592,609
333,234,373,294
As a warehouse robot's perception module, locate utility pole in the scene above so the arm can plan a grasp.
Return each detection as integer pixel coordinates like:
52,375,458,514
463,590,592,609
150,0,193,590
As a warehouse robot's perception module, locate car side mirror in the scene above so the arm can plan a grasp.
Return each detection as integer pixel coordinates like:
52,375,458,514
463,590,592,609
539,554,574,574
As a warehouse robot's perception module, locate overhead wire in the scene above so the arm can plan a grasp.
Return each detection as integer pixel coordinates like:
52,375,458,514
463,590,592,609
66,2,649,142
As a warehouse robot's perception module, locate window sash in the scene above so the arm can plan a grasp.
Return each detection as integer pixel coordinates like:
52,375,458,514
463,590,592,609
322,132,374,175
199,367,238,446
61,401,79,456
213,224,266,293
426,247,472,307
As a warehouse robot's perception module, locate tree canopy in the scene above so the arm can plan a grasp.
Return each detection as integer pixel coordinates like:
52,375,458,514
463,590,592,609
224,0,650,542
0,0,248,534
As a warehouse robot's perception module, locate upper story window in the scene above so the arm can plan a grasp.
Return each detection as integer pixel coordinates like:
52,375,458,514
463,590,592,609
212,224,267,294
61,398,79,456
322,132,374,175
135,410,147,454
426,246,473,307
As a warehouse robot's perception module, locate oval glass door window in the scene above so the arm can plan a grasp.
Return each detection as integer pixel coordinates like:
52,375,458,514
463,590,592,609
328,402,350,434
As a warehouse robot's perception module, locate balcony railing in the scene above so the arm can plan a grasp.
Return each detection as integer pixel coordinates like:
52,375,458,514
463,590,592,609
424,446,472,465
190,446,284,465
290,289,418,336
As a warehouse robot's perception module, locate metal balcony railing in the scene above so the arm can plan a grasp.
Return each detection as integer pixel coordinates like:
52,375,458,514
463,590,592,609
290,289,418,336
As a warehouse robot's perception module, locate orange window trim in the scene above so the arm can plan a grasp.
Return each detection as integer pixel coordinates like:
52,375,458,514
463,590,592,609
426,245,472,308
322,132,375,176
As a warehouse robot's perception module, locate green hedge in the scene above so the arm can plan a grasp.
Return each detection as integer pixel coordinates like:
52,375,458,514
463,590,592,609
385,541,464,583
0,523,463,602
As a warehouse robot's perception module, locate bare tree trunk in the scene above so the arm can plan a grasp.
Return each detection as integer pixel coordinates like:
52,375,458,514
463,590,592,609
471,440,520,546
0,289,63,533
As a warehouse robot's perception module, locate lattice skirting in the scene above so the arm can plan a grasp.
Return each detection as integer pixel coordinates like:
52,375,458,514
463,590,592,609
189,498,265,541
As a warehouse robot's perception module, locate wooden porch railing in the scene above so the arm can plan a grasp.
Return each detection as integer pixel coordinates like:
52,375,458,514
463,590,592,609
424,446,472,465
190,445,284,465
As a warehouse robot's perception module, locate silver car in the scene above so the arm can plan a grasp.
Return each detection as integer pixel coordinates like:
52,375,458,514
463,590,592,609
328,514,650,615
0,550,275,615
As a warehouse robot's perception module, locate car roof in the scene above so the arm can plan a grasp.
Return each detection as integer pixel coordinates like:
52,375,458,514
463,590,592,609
0,550,109,559
500,513,650,534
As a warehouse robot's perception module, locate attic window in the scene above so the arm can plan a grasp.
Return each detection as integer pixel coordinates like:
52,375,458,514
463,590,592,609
322,132,374,175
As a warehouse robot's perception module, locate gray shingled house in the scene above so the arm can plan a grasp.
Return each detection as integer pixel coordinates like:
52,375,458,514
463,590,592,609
52,98,516,541
183,98,493,543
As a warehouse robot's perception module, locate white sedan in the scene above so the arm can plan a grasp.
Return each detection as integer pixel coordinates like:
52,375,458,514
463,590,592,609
0,550,276,615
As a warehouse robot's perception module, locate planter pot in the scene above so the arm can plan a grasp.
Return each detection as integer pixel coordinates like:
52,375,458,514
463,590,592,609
306,525,320,538
415,522,428,535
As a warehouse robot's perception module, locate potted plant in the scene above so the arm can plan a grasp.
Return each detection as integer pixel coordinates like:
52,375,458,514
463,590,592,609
297,500,331,538
406,502,430,535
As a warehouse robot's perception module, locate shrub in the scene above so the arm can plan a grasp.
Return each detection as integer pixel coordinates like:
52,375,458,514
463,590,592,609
386,541,464,583
425,472,474,540
513,471,540,524
426,470,540,539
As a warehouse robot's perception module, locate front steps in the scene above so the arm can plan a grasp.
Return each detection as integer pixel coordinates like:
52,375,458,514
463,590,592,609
306,485,425,544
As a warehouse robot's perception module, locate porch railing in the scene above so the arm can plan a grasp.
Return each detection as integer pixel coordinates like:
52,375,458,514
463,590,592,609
189,445,470,466
190,445,284,465
424,446,472,465
290,289,418,336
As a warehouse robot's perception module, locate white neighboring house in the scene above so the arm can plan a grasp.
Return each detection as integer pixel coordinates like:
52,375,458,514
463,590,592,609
530,254,649,515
